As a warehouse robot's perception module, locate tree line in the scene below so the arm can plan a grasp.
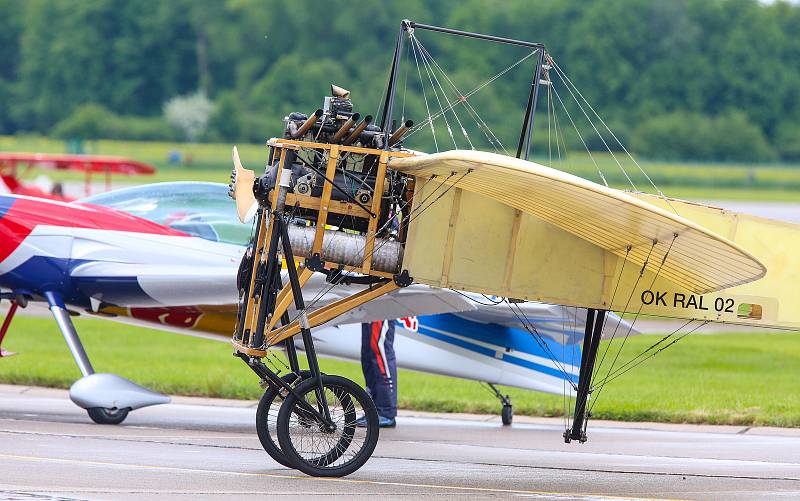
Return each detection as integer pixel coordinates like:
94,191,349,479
1,0,799,162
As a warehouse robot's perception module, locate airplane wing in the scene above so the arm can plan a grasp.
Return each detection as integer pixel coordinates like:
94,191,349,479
303,280,478,326
71,261,477,324
0,153,156,175
445,294,639,345
391,150,766,295
70,262,239,307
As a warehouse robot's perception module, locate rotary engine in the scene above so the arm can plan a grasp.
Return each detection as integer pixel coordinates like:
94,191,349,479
254,85,413,234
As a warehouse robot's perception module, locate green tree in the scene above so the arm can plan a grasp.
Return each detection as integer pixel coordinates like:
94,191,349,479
3,0,800,162
774,122,800,162
207,92,243,142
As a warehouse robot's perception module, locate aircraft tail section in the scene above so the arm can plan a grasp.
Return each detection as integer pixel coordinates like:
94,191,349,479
632,194,800,331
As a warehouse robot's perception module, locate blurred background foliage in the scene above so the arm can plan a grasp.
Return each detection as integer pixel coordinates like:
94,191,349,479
1,0,800,162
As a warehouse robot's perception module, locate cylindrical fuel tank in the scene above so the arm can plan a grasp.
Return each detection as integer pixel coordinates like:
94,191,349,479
283,223,402,274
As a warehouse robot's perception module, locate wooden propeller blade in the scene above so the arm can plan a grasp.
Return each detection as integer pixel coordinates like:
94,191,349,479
231,146,257,223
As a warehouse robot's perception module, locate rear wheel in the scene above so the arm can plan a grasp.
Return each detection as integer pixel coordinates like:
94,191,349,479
277,374,378,477
87,407,129,425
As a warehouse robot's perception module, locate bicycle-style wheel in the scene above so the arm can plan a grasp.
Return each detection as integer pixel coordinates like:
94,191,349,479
277,374,379,477
255,371,310,468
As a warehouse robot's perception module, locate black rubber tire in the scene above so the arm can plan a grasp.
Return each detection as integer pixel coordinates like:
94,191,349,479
501,404,513,426
277,375,379,477
255,371,311,468
87,407,130,425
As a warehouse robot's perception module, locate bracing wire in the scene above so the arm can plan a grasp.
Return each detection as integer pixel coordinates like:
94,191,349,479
595,320,708,387
412,35,459,149
549,69,636,190
505,300,579,391
414,37,510,154
405,49,539,142
548,56,677,213
413,36,475,150
587,234,679,414
549,84,608,187
410,34,439,152
547,74,553,168
449,289,504,306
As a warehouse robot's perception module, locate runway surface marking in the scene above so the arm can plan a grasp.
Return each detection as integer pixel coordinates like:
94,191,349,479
2,427,797,483
1,388,799,499
0,452,685,501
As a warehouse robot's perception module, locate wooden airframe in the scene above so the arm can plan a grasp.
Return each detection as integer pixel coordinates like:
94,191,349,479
231,139,414,356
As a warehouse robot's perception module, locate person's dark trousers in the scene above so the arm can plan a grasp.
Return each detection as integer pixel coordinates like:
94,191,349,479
361,320,397,419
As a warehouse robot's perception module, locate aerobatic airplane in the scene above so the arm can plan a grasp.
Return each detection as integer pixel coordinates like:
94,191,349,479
0,181,633,424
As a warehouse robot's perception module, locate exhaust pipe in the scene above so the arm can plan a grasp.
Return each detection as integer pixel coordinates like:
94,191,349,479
389,119,414,146
343,115,373,145
332,113,360,143
290,109,324,138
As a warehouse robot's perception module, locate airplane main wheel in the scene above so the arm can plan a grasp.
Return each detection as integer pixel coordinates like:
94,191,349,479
87,407,129,425
501,404,513,426
277,375,379,477
255,371,312,468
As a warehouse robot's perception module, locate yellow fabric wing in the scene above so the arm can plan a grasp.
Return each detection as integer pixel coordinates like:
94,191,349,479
390,150,766,294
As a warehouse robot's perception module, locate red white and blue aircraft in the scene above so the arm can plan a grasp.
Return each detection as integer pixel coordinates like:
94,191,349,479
0,181,633,424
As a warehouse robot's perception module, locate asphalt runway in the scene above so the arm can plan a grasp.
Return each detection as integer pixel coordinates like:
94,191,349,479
705,200,800,224
0,385,797,500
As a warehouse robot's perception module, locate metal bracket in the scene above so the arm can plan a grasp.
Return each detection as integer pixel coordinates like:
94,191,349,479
305,253,326,272
394,269,413,287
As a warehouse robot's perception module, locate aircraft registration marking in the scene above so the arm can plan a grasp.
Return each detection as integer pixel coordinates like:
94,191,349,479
636,289,771,323
640,290,735,313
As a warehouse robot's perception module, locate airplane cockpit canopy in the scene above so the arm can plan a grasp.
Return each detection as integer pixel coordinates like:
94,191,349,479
79,182,251,246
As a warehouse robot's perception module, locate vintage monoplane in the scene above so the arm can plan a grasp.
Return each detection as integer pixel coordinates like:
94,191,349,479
0,180,636,427
225,20,800,477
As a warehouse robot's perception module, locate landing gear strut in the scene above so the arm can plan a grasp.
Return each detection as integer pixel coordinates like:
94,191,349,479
0,295,25,357
486,383,513,426
234,198,381,476
565,308,606,443
43,291,169,424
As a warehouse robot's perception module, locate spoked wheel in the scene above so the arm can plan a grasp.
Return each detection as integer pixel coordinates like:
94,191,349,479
255,371,311,468
87,407,129,425
277,374,379,477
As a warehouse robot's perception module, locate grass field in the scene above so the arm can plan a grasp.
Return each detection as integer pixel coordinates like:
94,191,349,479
2,135,799,201
1,315,798,427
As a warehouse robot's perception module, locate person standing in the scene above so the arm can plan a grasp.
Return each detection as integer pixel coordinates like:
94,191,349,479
358,319,397,428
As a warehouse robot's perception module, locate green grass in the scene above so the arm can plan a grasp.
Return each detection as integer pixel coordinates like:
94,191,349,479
2,315,798,426
2,135,799,201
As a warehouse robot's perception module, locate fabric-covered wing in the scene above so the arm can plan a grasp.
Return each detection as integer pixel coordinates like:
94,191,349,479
391,150,766,294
